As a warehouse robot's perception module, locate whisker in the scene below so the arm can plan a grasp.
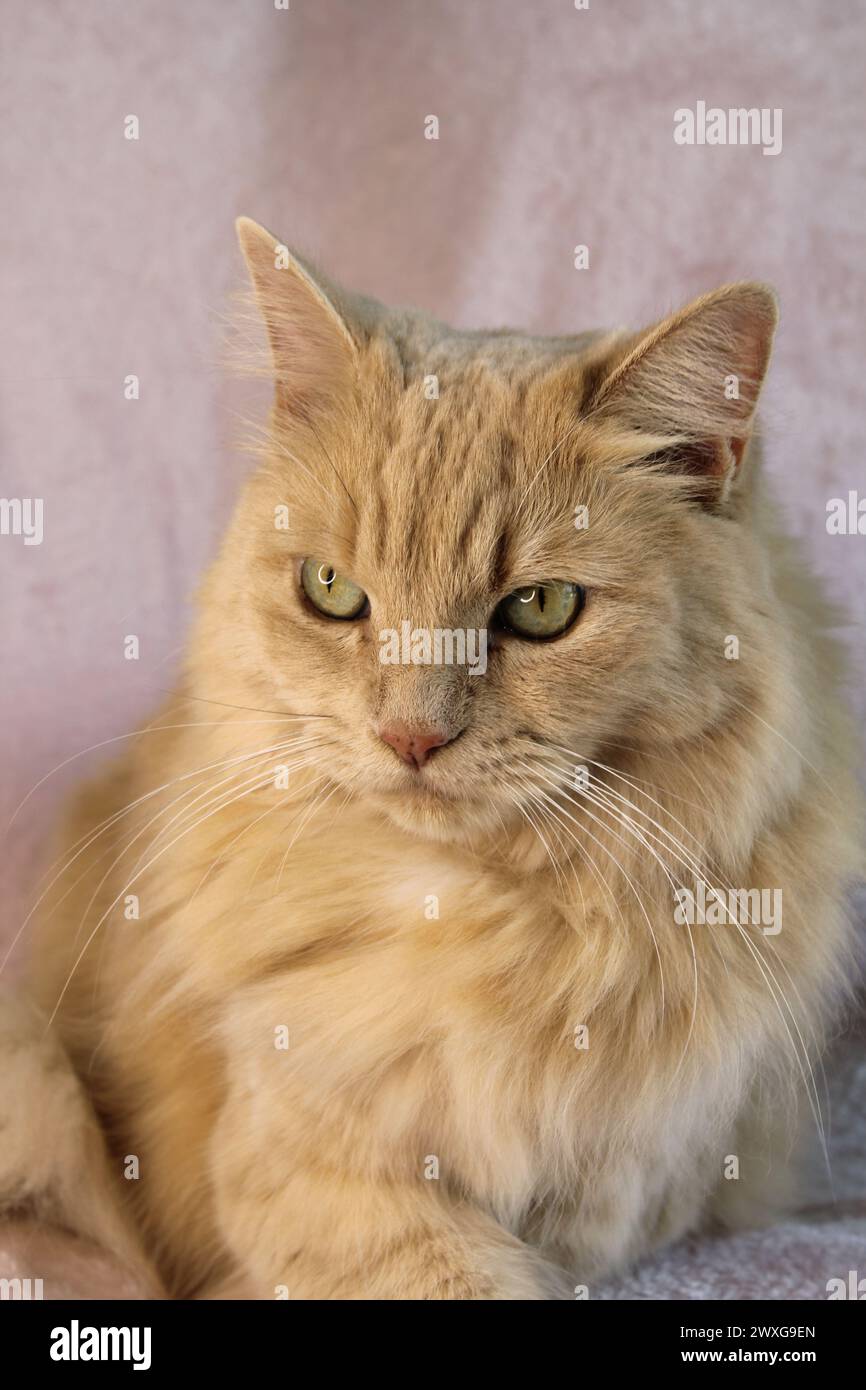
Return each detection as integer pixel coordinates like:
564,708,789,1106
7,717,318,833
525,746,827,1149
273,773,347,894
190,760,332,913
505,778,569,896
45,760,315,1032
515,758,668,1018
69,752,309,956
308,416,359,517
1,736,318,977
151,689,334,721
725,692,840,800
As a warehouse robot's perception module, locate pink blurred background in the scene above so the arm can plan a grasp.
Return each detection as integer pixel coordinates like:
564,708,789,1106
2,0,864,965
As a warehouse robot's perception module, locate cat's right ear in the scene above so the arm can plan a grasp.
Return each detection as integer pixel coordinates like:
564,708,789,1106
584,283,778,506
236,217,359,420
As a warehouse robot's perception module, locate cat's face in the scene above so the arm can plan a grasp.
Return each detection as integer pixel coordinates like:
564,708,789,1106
219,220,777,843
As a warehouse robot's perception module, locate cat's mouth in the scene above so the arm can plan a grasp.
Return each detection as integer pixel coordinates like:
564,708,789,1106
362,765,488,838
380,776,466,806
371,780,495,843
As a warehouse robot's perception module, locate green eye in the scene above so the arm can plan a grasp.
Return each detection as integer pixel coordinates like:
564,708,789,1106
496,581,585,640
301,558,368,620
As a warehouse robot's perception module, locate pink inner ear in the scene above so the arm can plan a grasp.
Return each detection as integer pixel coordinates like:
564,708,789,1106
237,219,358,423
266,284,355,419
729,435,750,472
645,436,743,482
693,436,748,481
590,286,777,459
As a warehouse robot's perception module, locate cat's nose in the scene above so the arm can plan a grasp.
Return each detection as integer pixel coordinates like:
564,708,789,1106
377,722,451,769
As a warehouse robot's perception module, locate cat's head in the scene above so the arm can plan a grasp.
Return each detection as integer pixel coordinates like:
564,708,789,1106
207,217,778,843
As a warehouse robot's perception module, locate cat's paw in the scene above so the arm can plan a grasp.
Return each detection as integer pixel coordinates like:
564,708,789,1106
468,1240,575,1300
0,988,152,1274
0,1219,161,1301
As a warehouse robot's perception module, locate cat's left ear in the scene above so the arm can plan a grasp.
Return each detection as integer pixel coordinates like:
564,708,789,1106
588,282,778,503
236,217,359,420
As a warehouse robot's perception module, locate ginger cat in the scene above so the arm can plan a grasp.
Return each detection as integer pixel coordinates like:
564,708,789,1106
26,219,862,1299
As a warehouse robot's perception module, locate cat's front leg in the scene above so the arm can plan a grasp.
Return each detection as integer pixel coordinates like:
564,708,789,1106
219,1173,571,1300
207,972,574,1300
209,1111,571,1300
0,989,160,1291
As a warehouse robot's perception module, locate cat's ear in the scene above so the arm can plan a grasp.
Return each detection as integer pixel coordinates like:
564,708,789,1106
588,283,778,502
236,217,359,420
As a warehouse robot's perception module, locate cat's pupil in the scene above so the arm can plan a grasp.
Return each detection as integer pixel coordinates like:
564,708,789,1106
319,565,336,589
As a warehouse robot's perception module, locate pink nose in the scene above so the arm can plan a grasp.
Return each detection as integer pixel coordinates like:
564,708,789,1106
377,722,450,769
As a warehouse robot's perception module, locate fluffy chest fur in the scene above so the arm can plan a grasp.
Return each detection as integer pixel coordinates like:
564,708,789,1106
30,223,863,1298
36,724,849,1296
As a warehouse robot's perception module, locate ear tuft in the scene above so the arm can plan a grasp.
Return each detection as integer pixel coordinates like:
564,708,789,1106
589,282,778,503
235,216,358,421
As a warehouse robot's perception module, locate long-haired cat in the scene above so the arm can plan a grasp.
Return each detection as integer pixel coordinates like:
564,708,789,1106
15,218,863,1298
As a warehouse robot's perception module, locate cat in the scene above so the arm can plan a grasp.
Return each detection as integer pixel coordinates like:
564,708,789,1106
14,217,863,1299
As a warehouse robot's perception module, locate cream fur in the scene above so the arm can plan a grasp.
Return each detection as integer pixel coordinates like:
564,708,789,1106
24,220,863,1299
